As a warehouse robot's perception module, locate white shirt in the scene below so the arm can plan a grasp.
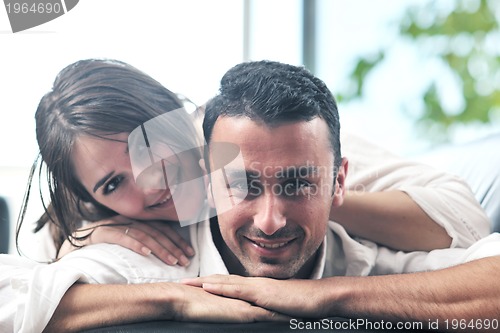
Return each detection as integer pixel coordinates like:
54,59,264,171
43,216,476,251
2,222,499,333
0,133,493,332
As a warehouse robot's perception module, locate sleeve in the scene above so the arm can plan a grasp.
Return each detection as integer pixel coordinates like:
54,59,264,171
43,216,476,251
0,243,199,333
373,233,500,275
460,233,500,263
0,247,132,333
0,255,86,333
341,132,490,248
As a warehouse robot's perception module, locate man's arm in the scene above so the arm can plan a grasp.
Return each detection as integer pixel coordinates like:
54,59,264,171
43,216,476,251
44,282,286,332
44,283,174,332
331,256,500,327
184,256,500,332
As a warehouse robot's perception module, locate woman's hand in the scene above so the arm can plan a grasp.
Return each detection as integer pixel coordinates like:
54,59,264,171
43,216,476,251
57,216,194,266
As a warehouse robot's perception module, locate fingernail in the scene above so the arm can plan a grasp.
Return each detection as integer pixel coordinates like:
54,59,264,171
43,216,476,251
141,247,152,256
179,255,190,266
186,246,195,256
168,255,178,265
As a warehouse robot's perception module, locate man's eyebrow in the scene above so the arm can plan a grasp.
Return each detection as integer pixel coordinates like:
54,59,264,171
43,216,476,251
276,166,319,179
224,168,259,179
93,171,114,193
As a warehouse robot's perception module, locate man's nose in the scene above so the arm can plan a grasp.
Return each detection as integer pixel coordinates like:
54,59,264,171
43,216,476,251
253,192,286,235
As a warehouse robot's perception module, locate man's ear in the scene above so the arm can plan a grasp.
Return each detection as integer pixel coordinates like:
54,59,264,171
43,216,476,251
199,159,215,208
332,157,348,208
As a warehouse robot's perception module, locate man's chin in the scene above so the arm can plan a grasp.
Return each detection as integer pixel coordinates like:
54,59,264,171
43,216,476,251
246,264,297,280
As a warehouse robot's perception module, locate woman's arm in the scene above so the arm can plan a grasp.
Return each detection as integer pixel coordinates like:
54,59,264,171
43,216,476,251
336,133,490,251
330,190,451,251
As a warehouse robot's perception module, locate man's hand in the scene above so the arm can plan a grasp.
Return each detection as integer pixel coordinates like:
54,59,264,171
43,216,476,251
57,217,194,266
169,283,290,323
182,274,335,318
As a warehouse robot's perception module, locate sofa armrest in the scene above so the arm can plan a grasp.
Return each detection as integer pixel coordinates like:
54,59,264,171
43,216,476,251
0,196,9,254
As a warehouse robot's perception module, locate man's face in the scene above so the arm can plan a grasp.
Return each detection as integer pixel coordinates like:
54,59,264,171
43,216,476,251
208,116,346,279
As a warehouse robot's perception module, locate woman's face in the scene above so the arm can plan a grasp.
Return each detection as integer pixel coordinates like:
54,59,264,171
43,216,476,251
71,133,206,222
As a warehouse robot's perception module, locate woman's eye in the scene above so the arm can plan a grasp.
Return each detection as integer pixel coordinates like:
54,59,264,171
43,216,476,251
227,178,263,198
103,176,124,195
228,179,249,191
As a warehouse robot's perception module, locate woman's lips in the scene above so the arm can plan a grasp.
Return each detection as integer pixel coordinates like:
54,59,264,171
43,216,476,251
148,184,178,208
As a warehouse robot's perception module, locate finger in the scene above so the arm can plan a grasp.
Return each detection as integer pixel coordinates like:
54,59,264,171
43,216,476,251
181,274,245,287
149,223,195,257
180,277,205,287
99,228,155,257
90,219,195,266
120,227,182,265
126,228,191,266
253,308,291,322
202,282,252,301
130,222,195,259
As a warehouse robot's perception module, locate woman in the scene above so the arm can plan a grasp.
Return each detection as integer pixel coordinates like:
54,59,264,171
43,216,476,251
18,58,205,265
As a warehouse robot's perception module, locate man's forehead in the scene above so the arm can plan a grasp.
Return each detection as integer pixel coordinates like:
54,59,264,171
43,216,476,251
210,116,328,145
209,116,334,168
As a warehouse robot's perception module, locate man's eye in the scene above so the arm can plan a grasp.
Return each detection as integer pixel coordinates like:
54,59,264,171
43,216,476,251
227,179,261,198
283,179,313,196
103,176,124,195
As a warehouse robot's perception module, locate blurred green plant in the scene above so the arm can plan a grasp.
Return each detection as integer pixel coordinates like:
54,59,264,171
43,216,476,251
340,0,500,140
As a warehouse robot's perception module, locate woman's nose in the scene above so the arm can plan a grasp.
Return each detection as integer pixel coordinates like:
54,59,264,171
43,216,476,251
135,162,170,192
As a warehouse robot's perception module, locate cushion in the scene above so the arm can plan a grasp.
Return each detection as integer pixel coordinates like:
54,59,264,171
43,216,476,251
416,133,500,233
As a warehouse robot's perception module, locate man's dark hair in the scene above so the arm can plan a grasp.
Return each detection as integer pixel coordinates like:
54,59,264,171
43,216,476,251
203,60,342,170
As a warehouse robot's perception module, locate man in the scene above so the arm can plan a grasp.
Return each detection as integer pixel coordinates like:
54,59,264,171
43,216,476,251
182,60,500,328
2,61,496,332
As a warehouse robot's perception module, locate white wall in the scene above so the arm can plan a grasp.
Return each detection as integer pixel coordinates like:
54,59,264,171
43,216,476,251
0,0,245,255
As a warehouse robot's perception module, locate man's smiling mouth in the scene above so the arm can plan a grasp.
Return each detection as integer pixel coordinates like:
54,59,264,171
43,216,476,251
256,241,289,249
245,237,296,249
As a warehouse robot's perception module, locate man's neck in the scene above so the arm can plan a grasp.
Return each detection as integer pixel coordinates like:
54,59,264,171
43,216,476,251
210,217,248,276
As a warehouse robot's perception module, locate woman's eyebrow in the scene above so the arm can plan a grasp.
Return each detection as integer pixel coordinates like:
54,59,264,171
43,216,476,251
93,171,114,193
224,168,259,180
